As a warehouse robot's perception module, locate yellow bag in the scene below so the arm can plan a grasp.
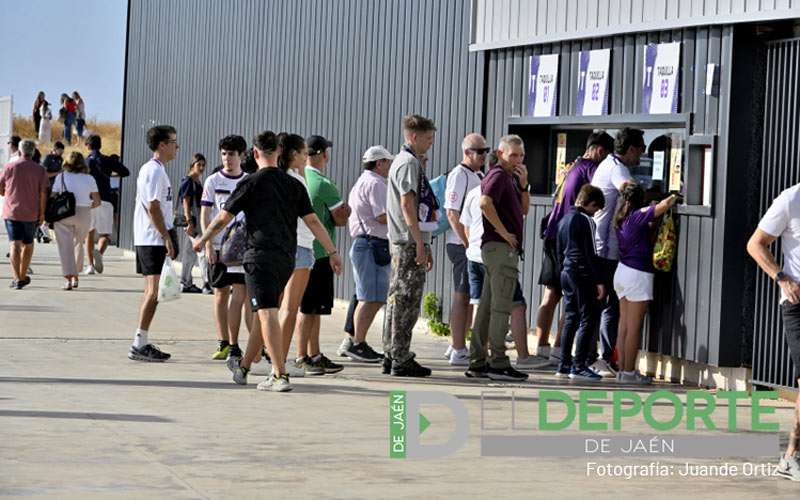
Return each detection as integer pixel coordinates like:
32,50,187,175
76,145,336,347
653,211,676,272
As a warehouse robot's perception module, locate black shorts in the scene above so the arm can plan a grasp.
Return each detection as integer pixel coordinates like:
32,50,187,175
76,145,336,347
300,257,334,315
135,245,167,276
537,237,562,292
244,258,293,310
780,302,800,377
210,261,246,288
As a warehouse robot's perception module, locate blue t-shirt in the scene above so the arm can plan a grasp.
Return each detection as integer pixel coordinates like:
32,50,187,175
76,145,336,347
617,205,656,273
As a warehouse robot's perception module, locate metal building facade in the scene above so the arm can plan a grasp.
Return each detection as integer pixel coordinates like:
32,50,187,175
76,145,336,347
122,0,800,386
121,0,484,313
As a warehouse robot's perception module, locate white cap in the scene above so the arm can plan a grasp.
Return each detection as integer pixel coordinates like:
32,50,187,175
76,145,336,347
362,145,394,163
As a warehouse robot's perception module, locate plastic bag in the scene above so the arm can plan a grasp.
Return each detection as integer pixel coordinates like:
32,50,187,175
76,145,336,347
158,257,181,302
653,211,677,272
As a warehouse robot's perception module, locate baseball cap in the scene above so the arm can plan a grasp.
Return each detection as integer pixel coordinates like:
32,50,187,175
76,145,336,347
362,145,394,163
306,135,333,155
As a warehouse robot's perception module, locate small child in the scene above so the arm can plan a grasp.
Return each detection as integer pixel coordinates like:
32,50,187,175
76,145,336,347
555,184,606,380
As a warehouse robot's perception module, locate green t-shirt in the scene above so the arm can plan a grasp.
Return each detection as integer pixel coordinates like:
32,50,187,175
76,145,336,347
304,166,343,259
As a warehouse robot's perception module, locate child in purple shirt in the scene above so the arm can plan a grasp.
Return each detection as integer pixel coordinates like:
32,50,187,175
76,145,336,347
612,184,679,384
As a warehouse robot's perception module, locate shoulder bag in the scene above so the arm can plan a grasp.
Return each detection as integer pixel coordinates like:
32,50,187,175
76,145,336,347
45,174,76,223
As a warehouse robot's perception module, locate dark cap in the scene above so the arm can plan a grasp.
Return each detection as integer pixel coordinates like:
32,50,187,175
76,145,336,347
306,135,333,155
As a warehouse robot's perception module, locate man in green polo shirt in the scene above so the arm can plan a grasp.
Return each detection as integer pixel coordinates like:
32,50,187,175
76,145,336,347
296,135,352,374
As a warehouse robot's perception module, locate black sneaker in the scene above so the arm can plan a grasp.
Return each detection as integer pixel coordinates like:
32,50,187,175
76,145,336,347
344,342,383,363
465,365,490,378
128,344,171,362
487,366,529,382
16,276,31,290
316,354,344,374
382,356,392,374
391,358,432,377
227,344,243,361
182,284,203,293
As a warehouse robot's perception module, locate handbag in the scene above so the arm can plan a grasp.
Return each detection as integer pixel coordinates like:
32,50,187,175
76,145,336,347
220,217,248,266
357,216,391,266
653,210,677,272
45,174,76,223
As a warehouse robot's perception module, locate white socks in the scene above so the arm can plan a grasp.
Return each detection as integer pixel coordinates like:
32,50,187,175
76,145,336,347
133,329,148,349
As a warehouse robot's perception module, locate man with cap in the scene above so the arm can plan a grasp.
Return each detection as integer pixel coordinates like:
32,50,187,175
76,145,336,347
337,145,393,363
295,135,352,374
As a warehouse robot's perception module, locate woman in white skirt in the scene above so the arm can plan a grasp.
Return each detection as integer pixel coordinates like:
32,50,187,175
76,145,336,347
613,184,679,384
51,152,100,290
38,100,53,144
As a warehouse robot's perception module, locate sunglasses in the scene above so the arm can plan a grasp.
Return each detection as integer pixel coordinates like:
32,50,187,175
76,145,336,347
469,147,491,155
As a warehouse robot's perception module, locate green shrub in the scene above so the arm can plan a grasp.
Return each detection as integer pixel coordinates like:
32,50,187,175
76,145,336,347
422,292,451,337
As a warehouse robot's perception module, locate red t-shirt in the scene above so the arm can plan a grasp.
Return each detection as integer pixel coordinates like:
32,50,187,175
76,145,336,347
480,165,524,248
0,159,49,221
65,101,77,113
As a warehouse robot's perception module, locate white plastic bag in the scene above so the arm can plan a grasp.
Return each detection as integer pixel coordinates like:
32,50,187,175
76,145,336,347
157,257,181,302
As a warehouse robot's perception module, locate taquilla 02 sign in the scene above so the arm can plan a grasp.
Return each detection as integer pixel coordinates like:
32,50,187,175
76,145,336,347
388,389,780,460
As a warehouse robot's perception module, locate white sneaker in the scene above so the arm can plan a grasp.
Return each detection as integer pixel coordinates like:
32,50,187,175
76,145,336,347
284,359,306,378
617,371,652,385
590,359,617,378
515,356,550,371
443,345,454,359
448,348,470,366
337,336,353,357
82,265,96,275
777,454,800,481
257,374,293,392
535,345,551,358
250,356,271,376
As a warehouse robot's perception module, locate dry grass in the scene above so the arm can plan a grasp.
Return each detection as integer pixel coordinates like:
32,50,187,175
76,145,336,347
13,115,121,157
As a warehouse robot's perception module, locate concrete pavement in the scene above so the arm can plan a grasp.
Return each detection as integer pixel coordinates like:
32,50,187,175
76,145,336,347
1,237,799,499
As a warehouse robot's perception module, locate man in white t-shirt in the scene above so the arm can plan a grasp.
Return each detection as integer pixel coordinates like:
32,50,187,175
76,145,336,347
201,135,250,362
747,185,800,481
443,133,486,366
128,125,179,362
588,127,642,372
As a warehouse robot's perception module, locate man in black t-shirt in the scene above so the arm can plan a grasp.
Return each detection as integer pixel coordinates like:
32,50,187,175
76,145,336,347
193,130,342,393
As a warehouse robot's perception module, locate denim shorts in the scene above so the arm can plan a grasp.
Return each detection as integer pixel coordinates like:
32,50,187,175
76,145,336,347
5,219,37,244
350,237,390,302
467,260,525,306
294,245,315,270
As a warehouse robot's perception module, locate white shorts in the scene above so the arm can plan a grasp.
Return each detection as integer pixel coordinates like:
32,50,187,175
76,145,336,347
90,201,114,235
613,262,654,302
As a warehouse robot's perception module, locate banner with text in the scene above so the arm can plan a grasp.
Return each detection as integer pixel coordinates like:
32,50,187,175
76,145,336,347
528,54,559,117
641,42,680,114
576,49,610,116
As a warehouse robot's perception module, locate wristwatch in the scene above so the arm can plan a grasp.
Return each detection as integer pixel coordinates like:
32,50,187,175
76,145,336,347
327,249,338,257
776,271,788,282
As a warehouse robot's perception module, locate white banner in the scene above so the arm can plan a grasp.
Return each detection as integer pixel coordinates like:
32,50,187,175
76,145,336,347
576,49,610,116
527,54,559,117
642,42,681,114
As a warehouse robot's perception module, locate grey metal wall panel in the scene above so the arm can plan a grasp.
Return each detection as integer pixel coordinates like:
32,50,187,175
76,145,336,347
122,0,483,311
471,0,800,50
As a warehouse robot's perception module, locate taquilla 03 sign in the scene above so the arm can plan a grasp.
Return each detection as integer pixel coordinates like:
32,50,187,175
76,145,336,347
388,389,780,460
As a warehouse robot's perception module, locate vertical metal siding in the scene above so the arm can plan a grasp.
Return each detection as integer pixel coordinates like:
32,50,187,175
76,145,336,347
752,39,800,389
122,0,484,310
472,0,800,49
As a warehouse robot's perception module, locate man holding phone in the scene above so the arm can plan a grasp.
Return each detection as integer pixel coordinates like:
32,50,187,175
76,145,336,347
466,134,530,381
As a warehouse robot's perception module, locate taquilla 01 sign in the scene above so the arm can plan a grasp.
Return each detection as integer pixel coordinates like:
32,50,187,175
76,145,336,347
388,389,780,460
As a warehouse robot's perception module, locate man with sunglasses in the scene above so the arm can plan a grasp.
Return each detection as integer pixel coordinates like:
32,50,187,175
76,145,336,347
442,133,487,366
588,127,643,375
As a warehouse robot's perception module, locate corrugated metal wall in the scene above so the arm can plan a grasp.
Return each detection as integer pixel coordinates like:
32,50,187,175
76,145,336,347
121,0,484,313
472,0,800,50
480,26,735,366
752,38,800,389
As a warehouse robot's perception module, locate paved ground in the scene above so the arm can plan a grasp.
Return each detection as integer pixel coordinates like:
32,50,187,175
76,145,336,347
1,237,799,499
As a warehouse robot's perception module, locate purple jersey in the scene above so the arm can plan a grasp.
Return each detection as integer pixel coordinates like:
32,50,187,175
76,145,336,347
617,205,656,273
543,158,598,240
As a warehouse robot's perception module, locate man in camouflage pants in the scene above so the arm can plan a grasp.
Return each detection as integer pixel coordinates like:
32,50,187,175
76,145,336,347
382,114,437,377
